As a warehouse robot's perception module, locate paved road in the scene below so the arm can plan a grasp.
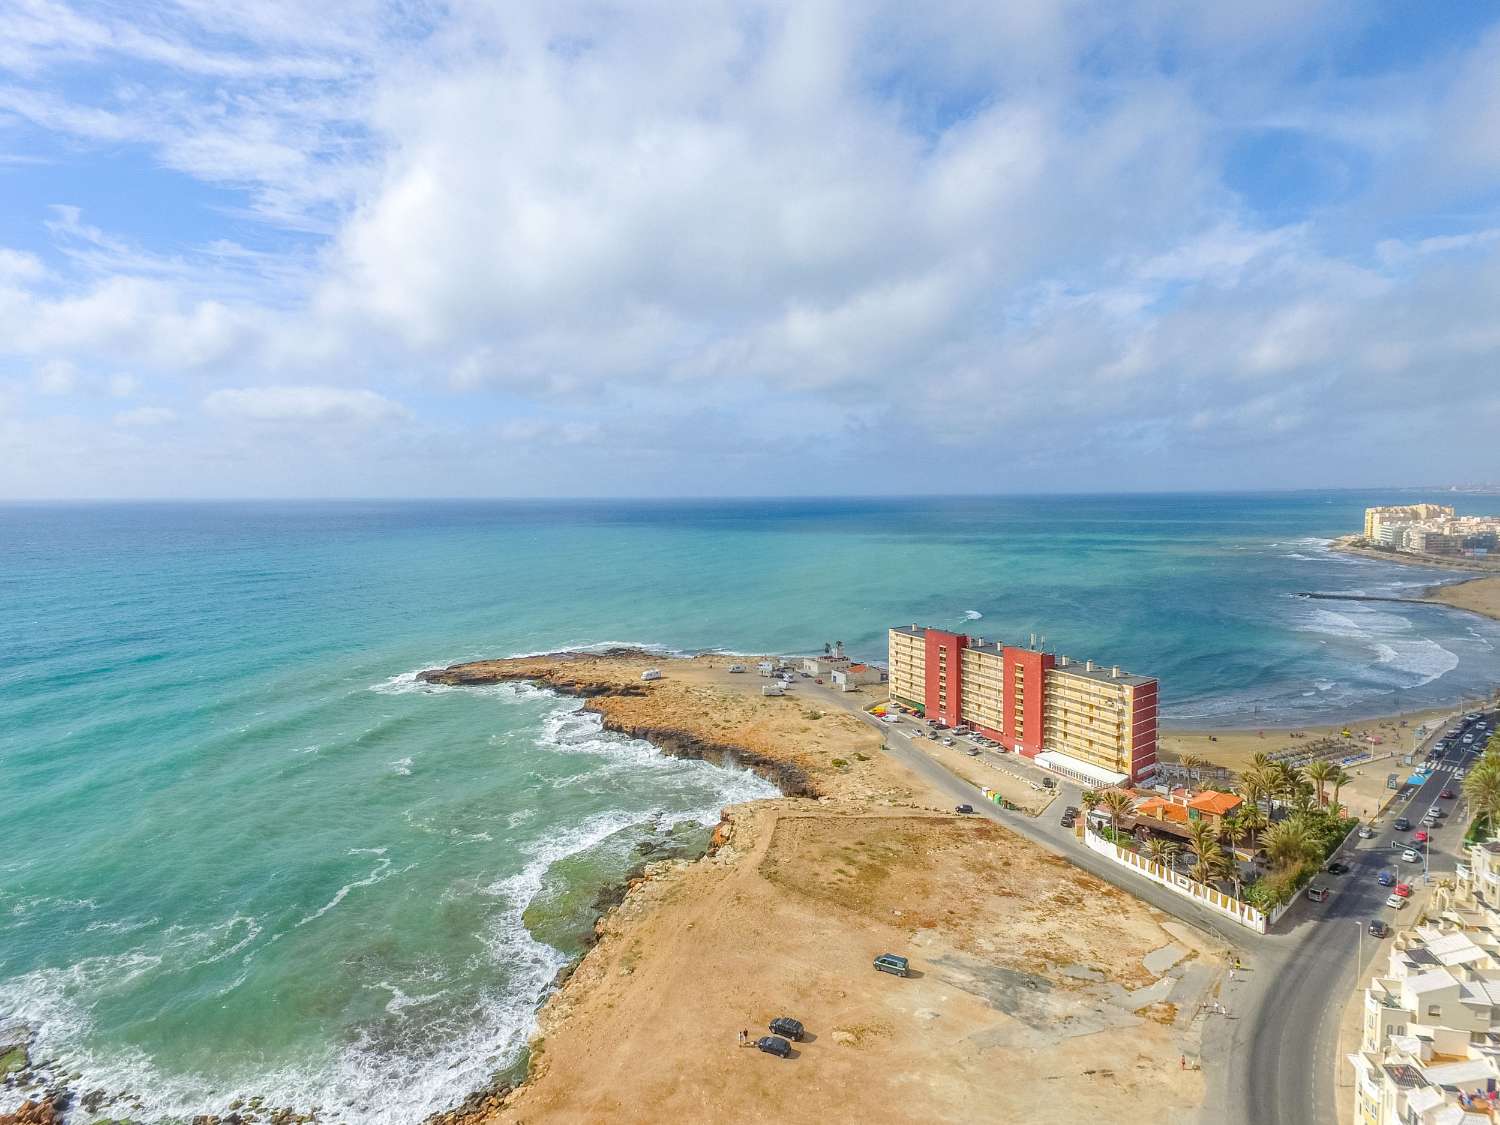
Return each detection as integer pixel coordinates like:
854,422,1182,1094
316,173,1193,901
808,681,1491,1125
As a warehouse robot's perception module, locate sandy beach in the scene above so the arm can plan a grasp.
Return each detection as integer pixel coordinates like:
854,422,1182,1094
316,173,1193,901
1425,575,1500,621
419,651,1221,1125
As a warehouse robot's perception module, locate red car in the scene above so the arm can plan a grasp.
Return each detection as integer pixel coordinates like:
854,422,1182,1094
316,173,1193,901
1440,789,1456,799
1394,883,1413,898
1413,830,1430,843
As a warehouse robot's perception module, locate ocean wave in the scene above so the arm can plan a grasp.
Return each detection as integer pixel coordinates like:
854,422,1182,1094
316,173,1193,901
1291,606,1461,688
389,756,413,776
295,851,395,929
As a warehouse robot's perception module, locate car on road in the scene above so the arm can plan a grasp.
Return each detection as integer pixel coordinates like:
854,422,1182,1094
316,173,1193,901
1377,871,1395,886
769,1017,804,1041
1402,848,1421,863
1358,825,1375,839
1441,789,1456,800
1394,883,1412,897
1386,894,1408,909
1394,817,1412,831
942,737,955,746
1414,830,1429,843
756,1035,793,1058
873,953,910,977
1306,885,1329,902
955,804,974,814
1368,920,1390,937
1325,861,1350,875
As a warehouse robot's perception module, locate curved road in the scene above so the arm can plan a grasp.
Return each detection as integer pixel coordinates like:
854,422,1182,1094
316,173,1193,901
822,688,1488,1125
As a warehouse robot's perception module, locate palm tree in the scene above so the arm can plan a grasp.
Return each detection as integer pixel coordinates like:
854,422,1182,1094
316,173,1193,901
1100,790,1135,840
1239,766,1278,814
1221,817,1249,899
1263,819,1318,872
1463,764,1500,835
1081,790,1101,819
1328,768,1353,811
1186,819,1221,886
1236,802,1269,858
1251,751,1276,771
1144,836,1180,870
1304,761,1334,806
1178,753,1208,789
1290,787,1319,817
1275,762,1305,803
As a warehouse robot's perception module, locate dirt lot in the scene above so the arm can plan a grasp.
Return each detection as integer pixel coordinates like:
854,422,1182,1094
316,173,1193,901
489,803,1216,1125
422,654,1221,1125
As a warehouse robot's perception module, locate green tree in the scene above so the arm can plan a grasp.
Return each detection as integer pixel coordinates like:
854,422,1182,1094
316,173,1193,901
1463,763,1500,836
1186,820,1222,887
1328,768,1353,810
1100,789,1135,839
1263,819,1318,871
1144,836,1180,869
1304,760,1335,805
1081,790,1102,817
1236,802,1269,857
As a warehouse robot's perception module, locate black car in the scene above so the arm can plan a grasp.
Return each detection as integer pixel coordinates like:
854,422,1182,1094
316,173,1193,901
1393,817,1412,831
1060,814,1075,827
769,1017,804,1041
1368,920,1390,938
756,1035,793,1058
955,804,974,814
1326,861,1350,875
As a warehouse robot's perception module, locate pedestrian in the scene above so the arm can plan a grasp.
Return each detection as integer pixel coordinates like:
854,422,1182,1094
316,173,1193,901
1180,1055,1185,1070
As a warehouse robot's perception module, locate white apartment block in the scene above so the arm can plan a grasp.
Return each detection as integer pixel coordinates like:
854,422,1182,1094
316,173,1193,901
1348,841,1500,1124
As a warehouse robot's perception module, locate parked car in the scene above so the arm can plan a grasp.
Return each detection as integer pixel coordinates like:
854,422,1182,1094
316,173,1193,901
1368,920,1390,938
1441,789,1456,800
1394,817,1412,831
756,1035,793,1058
942,737,955,746
1306,885,1329,902
1060,814,1075,827
1394,883,1413,898
1386,894,1408,909
1041,777,1056,789
873,953,910,977
769,1017,804,1041
1357,825,1375,839
1325,861,1350,875
955,804,974,814
1377,870,1395,887
1402,849,1421,863
1414,830,1429,843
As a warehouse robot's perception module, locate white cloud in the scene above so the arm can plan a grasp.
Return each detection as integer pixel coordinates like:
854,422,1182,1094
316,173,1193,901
203,385,408,425
34,358,77,394
0,2,1499,496
113,405,177,427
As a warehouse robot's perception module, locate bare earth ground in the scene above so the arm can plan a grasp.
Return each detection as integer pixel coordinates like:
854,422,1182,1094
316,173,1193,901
419,653,1218,1125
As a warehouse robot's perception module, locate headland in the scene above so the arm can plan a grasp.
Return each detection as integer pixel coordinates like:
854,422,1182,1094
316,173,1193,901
417,649,1219,1125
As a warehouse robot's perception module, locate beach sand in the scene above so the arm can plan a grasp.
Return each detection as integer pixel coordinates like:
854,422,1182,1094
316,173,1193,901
1425,575,1500,621
420,652,1218,1125
1159,704,1473,775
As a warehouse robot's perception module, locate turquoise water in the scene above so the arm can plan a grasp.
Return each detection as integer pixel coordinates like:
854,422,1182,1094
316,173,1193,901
3,493,1500,1121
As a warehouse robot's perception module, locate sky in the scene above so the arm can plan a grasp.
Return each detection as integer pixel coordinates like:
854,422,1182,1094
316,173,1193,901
1,1,1499,499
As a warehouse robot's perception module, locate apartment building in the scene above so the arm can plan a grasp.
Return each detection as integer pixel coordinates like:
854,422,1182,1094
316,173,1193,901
1347,841,1500,1124
1365,504,1456,540
886,625,1157,784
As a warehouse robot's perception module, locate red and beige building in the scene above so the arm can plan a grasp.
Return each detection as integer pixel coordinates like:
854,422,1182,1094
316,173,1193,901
887,625,1159,785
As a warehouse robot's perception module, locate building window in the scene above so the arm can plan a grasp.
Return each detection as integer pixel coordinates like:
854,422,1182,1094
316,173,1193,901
1427,1005,1441,1018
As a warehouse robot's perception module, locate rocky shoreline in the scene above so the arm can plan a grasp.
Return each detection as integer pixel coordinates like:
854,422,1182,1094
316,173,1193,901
417,650,820,797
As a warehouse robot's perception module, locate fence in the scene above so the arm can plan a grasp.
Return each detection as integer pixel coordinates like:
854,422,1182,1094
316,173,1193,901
1082,827,1272,933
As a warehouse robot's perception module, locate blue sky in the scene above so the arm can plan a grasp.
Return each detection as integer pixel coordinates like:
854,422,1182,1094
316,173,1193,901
1,0,1499,498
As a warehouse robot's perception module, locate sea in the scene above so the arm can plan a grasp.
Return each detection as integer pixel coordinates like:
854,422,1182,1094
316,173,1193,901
3,491,1499,1122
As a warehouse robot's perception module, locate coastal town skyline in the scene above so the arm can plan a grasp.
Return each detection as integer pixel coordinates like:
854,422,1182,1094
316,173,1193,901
3,2,1500,499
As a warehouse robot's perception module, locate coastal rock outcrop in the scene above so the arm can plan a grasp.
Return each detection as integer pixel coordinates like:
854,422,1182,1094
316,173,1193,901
418,656,818,797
